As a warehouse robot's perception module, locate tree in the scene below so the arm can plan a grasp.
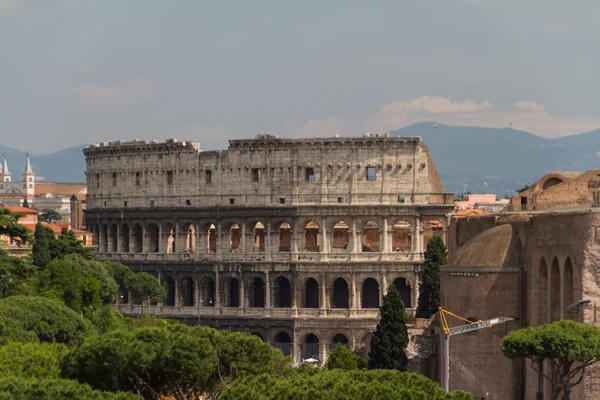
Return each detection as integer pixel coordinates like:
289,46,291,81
0,341,68,380
50,227,93,260
0,207,33,247
416,235,447,319
0,254,37,298
32,222,54,269
0,377,142,400
325,343,367,370
501,320,600,400
516,184,531,193
21,198,29,208
127,272,167,312
39,208,61,223
368,285,409,370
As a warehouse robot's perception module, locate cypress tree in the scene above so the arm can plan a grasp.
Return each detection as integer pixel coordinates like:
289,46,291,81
22,199,29,208
416,235,447,318
368,284,409,370
32,222,52,269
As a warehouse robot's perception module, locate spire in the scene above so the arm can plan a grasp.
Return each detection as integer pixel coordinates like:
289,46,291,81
1,154,9,176
24,153,33,174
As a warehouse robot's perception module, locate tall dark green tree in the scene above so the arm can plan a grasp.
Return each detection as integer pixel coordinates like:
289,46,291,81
368,285,409,370
416,235,447,318
21,199,30,208
50,227,92,260
32,223,54,269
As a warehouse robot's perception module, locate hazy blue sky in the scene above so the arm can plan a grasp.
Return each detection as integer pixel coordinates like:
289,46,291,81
2,0,600,153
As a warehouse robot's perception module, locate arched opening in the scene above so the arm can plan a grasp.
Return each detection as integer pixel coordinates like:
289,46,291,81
200,277,215,307
332,221,350,251
278,222,292,252
362,278,379,308
393,277,412,308
101,224,108,252
180,277,195,307
163,277,175,306
392,221,412,252
332,278,349,308
539,258,548,325
274,276,292,308
208,224,217,253
254,222,265,252
248,277,265,308
133,224,143,253
165,224,175,253
543,177,563,190
362,221,380,252
229,224,241,253
118,285,129,304
185,224,196,253
564,257,574,320
423,220,444,248
274,331,292,356
223,277,240,307
121,224,130,253
305,277,319,308
303,333,320,360
146,223,159,253
109,224,118,252
93,224,99,246
332,333,349,346
304,221,320,252
251,333,264,341
551,258,560,322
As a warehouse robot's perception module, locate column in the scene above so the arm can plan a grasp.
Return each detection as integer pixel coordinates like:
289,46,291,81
292,276,299,315
320,222,328,260
214,269,221,308
265,271,271,310
320,274,327,314
129,226,135,253
174,273,180,307
293,330,301,363
351,275,358,312
216,222,223,255
382,217,390,254
240,222,247,254
292,224,299,261
142,223,147,253
351,221,359,260
158,222,163,253
240,275,246,309
157,271,163,307
266,221,272,257
195,274,201,309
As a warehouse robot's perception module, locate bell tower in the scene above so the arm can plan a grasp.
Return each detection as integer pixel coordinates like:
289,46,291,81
22,153,35,199
0,154,10,182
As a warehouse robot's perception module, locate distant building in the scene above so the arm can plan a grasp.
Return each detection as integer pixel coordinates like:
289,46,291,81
0,154,35,201
454,193,509,213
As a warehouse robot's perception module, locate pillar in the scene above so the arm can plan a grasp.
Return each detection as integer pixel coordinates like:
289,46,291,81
216,222,223,255
157,271,163,307
265,271,271,310
320,222,328,259
240,275,246,309
194,274,200,308
214,269,221,308
382,217,390,254
320,274,327,314
266,221,272,257
351,275,358,312
241,222,247,254
351,221,359,254
174,273,180,307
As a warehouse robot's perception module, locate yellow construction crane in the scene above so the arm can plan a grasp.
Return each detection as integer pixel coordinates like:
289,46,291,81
439,307,514,392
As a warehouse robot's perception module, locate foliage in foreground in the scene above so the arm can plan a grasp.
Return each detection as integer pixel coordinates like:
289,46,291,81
0,341,68,380
220,369,472,400
501,320,600,400
325,343,367,370
0,377,142,400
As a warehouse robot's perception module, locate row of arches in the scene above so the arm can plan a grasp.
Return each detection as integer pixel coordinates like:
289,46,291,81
122,275,413,309
254,331,350,358
94,219,444,254
538,256,575,324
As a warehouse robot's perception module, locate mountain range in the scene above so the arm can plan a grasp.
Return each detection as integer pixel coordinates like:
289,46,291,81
2,123,600,196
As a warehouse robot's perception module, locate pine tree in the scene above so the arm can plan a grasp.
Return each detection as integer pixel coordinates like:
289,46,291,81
32,222,53,269
22,199,29,208
368,284,409,370
416,235,447,318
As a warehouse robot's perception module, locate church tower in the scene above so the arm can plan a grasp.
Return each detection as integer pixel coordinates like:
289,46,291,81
0,155,11,182
22,153,35,199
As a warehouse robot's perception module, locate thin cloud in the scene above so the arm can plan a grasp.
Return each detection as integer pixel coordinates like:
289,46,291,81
0,0,24,16
75,76,158,109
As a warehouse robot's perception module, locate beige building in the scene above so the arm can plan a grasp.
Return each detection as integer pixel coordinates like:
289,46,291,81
84,133,454,364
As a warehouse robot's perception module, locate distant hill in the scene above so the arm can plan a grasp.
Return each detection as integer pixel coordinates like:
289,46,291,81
2,124,600,196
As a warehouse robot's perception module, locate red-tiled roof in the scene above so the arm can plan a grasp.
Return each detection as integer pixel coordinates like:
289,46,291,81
35,183,87,196
6,206,39,215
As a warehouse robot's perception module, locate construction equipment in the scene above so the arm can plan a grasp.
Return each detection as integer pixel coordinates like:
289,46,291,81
439,307,514,392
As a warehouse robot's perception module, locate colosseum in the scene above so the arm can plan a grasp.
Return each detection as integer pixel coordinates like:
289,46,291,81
83,133,454,364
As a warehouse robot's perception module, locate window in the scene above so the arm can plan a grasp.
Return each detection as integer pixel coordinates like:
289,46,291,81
167,171,174,185
367,167,376,181
28,184,32,188
112,172,117,186
136,172,141,186
305,167,315,182
251,168,261,182
185,199,191,205
96,174,100,188
124,201,128,207
338,197,344,204
28,177,32,182
229,198,235,205
104,201,107,207
280,198,285,204
150,200,155,207
398,195,405,203
205,170,212,184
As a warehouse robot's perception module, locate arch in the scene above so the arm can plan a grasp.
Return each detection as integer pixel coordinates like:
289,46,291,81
118,284,129,304
254,222,265,252
109,224,118,252
393,277,412,308
332,221,350,251
121,224,130,253
207,224,217,253
146,223,159,253
302,333,320,360
251,333,265,341
185,224,196,253
305,277,319,308
274,276,292,308
362,221,380,252
392,220,412,252
200,277,216,307
163,276,175,306
223,277,240,307
180,277,195,307
423,220,445,248
273,331,292,356
362,278,380,308
101,224,108,252
275,331,292,343
229,224,241,253
248,277,265,308
543,177,563,190
332,333,349,345
564,257,574,320
332,278,349,308
278,222,292,252
305,221,320,252
164,223,176,253
133,224,143,253
539,258,548,324
550,257,560,322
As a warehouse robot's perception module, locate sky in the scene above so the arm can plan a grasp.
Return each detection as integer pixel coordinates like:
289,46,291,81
2,0,600,154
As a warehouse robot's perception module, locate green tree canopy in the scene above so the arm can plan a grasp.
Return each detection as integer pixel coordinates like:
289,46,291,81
501,320,600,400
103,262,166,309
0,296,95,346
325,343,367,371
50,227,93,260
368,285,409,370
0,254,37,298
39,208,62,223
220,369,472,400
0,377,142,400
0,341,68,380
0,208,33,249
416,235,447,318
32,222,54,269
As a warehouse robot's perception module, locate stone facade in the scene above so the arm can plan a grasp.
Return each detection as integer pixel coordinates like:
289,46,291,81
84,133,454,364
